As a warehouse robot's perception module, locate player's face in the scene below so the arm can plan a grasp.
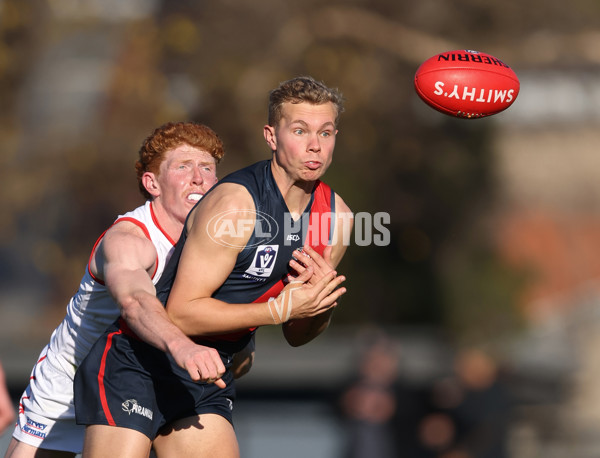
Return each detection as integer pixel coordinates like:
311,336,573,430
266,101,338,183
154,144,218,223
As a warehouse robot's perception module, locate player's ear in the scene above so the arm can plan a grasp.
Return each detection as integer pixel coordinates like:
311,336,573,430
142,172,161,198
263,125,277,151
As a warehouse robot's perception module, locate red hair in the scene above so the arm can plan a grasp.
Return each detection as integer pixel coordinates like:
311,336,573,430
135,122,225,199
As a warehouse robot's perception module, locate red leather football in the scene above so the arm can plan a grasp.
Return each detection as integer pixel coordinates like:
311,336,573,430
414,49,520,119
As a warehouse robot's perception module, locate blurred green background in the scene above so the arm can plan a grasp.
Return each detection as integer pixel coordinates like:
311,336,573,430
3,0,600,456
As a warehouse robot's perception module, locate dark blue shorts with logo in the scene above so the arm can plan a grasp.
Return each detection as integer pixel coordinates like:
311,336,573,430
74,323,235,440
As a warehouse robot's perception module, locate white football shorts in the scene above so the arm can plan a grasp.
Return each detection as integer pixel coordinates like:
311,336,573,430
12,345,85,454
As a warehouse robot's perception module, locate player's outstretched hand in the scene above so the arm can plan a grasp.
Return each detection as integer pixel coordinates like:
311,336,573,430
170,339,226,389
288,245,335,286
266,266,346,324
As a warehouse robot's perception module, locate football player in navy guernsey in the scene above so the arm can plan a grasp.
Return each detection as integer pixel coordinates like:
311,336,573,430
74,76,353,458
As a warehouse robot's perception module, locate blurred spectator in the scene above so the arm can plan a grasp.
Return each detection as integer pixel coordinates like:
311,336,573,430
338,329,426,458
0,362,16,434
418,348,512,458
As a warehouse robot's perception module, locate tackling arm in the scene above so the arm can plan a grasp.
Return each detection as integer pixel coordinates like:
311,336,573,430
94,222,226,385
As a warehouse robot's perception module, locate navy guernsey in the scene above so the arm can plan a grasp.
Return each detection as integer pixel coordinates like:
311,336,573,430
153,160,336,354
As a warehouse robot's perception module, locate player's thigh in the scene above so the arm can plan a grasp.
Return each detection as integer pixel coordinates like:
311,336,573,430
82,425,152,458
4,438,76,458
153,414,239,458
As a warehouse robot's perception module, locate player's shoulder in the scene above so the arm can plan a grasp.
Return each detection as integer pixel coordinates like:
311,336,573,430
334,192,352,215
332,192,353,236
107,217,149,238
187,182,255,233
203,182,254,211
101,218,155,254
187,182,257,248
219,160,269,187
103,202,152,239
91,216,157,277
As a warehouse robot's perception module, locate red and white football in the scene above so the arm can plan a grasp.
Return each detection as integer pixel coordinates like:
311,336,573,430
414,49,520,119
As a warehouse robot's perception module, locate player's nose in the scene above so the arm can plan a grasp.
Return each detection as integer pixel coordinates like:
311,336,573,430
191,166,204,184
307,133,322,153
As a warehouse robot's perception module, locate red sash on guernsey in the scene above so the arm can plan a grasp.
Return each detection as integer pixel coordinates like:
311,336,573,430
253,181,333,304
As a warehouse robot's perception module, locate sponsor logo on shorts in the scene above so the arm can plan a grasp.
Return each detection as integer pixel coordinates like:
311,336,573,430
22,416,48,439
226,398,233,411
122,399,153,420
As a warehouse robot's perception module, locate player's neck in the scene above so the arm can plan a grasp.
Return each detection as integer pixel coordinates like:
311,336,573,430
150,201,185,243
271,172,314,220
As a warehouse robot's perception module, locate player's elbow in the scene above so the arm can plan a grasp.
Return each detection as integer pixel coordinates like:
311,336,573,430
166,307,194,335
118,295,143,323
231,351,255,379
285,333,320,347
118,291,161,328
283,322,328,347
284,312,333,347
285,336,311,347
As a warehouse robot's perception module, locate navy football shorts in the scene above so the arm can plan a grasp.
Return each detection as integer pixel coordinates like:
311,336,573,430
74,325,236,440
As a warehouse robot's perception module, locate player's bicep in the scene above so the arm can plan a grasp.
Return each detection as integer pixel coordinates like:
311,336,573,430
97,225,158,299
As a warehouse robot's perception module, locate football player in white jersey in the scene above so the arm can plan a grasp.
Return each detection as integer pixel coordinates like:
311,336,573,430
5,122,251,458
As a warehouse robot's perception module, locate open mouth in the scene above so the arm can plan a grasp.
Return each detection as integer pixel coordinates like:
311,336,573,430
188,193,203,202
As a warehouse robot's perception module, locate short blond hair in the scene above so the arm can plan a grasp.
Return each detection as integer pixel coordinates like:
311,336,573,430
268,76,345,127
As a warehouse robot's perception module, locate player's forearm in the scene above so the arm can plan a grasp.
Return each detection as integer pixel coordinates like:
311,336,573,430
167,298,278,337
119,292,194,353
167,268,345,337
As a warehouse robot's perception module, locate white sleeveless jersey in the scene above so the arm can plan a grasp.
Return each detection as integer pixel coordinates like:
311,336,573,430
46,200,176,377
13,200,176,452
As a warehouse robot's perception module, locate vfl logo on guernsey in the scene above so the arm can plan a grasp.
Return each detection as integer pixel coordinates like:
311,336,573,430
245,245,278,278
122,399,153,420
207,210,279,248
